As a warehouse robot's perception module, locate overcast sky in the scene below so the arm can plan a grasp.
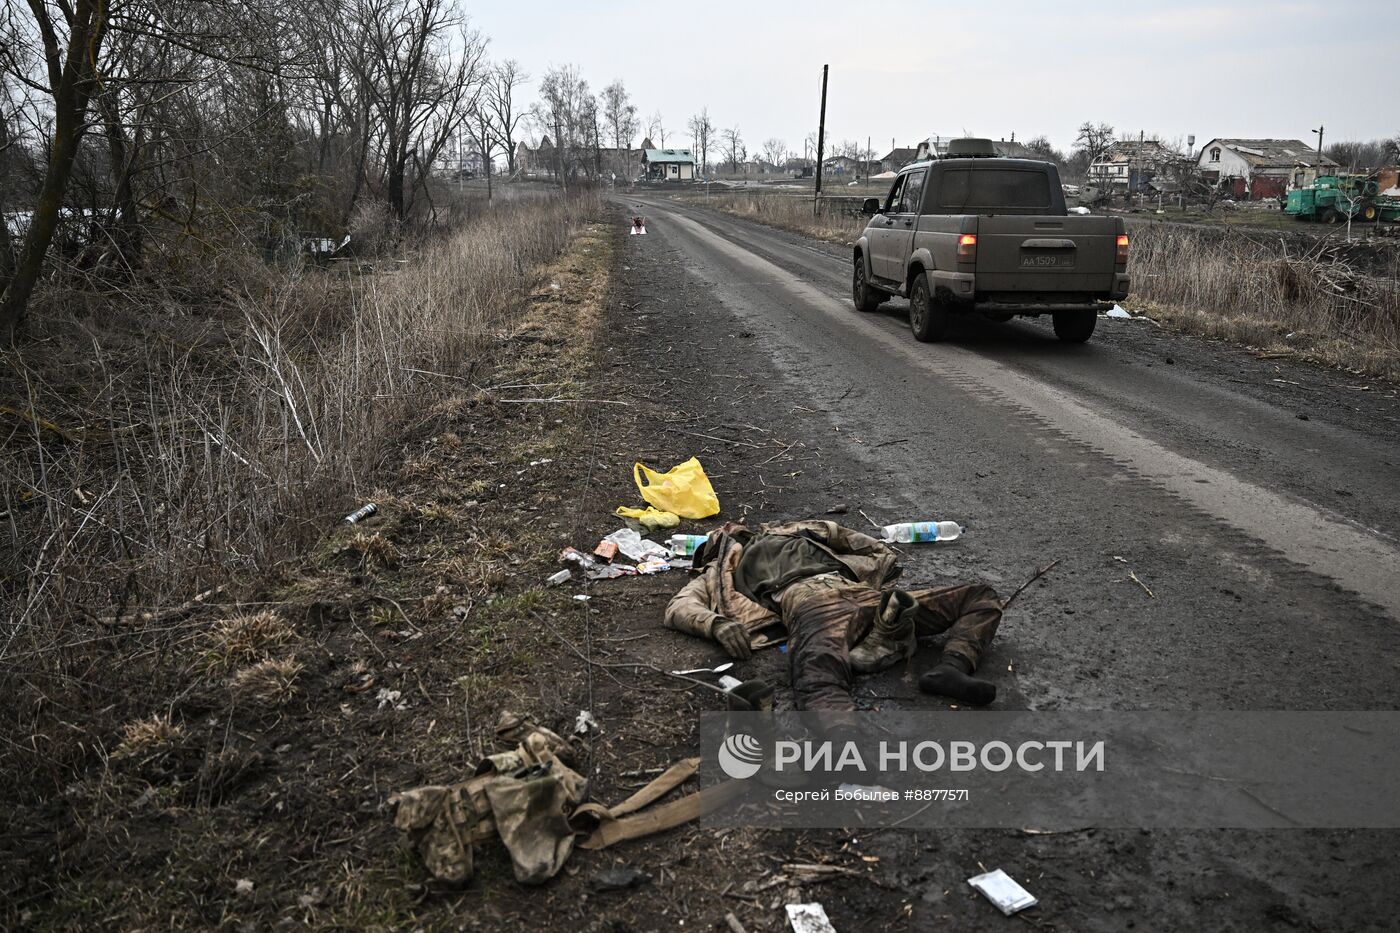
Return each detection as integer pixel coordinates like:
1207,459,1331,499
469,0,1393,159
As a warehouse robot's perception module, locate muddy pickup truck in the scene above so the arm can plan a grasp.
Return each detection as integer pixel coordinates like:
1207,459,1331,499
852,140,1129,343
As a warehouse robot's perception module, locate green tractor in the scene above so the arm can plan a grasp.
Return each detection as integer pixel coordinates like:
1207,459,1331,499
1285,174,1400,224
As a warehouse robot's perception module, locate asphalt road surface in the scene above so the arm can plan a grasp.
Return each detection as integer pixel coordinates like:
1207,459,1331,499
614,192,1400,929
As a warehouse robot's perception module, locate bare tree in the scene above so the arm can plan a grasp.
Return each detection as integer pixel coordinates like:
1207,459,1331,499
534,63,595,184
0,0,110,340
645,110,665,147
353,0,487,221
1071,121,1115,182
762,137,785,168
486,59,527,176
1025,134,1066,167
600,79,638,179
687,108,713,174
722,125,744,173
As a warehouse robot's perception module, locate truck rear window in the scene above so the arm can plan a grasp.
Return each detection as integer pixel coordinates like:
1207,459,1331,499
936,169,1052,210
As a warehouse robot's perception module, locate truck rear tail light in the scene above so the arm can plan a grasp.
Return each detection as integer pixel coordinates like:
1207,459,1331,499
1116,234,1130,265
957,234,977,264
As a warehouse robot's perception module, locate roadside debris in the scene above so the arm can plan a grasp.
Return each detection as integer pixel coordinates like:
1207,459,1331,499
630,457,721,519
546,569,572,586
669,661,734,676
786,902,838,933
615,505,680,530
1106,305,1132,319
590,866,650,892
666,533,709,557
968,868,1038,916
392,712,717,886
603,528,671,562
344,503,378,524
877,520,962,543
593,540,620,562
234,878,255,897
574,709,600,735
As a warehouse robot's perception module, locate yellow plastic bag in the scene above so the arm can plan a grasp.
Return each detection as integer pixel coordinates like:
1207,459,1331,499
632,457,720,519
615,506,680,531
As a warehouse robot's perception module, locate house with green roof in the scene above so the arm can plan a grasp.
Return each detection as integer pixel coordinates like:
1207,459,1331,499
643,147,696,181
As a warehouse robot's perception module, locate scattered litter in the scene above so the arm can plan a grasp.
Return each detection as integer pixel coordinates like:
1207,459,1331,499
393,716,713,886
968,868,1038,916
636,556,672,574
786,902,838,933
572,594,591,602
529,458,554,467
1106,305,1131,319
878,520,962,544
632,457,721,519
376,688,407,711
234,878,254,897
604,528,671,562
826,504,849,514
575,710,600,735
666,533,709,557
344,503,378,524
593,540,620,562
616,505,681,530
669,661,735,676
587,564,637,581
546,569,572,586
1068,205,1091,214
590,866,650,892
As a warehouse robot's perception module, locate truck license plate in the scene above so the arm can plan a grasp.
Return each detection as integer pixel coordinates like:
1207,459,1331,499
1020,252,1076,268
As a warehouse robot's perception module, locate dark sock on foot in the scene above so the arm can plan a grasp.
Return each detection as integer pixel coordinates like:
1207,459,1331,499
919,656,996,705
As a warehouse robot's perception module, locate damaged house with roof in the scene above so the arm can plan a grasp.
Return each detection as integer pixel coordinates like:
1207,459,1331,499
1196,138,1338,200
1088,140,1180,193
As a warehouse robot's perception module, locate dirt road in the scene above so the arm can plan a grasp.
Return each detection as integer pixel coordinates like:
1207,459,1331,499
609,193,1400,929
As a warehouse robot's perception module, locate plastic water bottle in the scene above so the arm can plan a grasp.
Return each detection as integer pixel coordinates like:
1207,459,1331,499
878,521,962,544
667,533,709,557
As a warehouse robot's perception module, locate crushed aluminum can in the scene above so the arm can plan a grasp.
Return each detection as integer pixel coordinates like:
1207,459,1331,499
344,503,378,524
968,868,1038,916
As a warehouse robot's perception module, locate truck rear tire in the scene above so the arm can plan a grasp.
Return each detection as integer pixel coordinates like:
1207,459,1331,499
1053,310,1097,343
1321,208,1341,225
908,273,948,343
852,257,883,312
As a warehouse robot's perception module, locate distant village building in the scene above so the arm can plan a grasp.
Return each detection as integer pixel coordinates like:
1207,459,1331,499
1089,140,1179,192
643,148,696,181
1197,138,1338,199
879,147,920,173
514,135,646,179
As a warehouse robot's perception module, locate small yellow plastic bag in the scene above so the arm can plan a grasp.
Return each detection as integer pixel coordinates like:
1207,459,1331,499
615,505,680,531
632,457,720,519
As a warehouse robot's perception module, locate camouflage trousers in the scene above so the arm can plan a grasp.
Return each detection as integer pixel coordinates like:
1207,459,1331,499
779,574,1003,711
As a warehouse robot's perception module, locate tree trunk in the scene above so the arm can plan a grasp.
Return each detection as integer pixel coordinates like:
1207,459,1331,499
0,0,107,342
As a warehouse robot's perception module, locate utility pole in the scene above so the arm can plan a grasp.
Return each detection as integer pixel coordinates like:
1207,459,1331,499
814,64,828,217
1312,125,1325,164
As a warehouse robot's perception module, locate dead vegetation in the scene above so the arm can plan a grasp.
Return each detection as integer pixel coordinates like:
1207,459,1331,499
0,190,600,795
717,191,863,244
1128,224,1400,379
3,213,620,929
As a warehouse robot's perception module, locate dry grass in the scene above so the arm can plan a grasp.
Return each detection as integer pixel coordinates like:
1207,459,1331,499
199,611,298,672
113,713,185,758
717,191,864,244
229,657,304,705
1128,224,1400,379
0,187,601,789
